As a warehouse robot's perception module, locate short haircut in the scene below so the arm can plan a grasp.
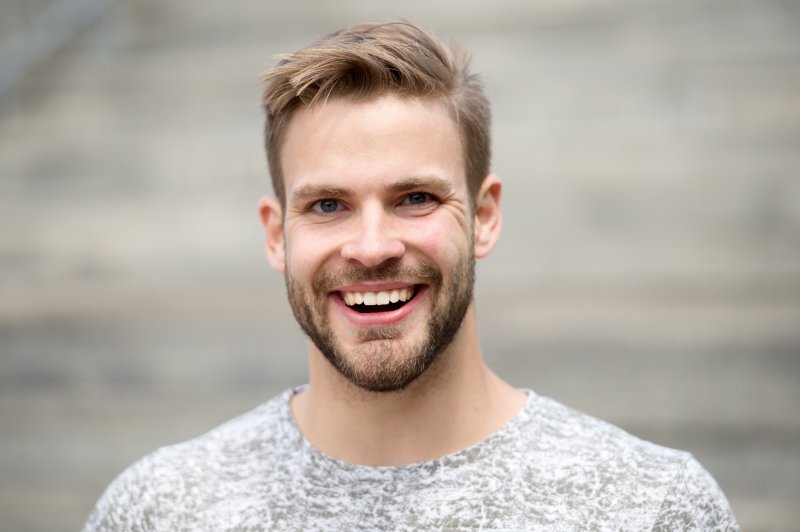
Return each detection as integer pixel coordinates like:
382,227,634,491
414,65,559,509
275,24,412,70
261,21,491,208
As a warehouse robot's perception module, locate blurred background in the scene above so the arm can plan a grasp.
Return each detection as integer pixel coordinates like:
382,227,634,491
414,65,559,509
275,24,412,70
1,0,798,530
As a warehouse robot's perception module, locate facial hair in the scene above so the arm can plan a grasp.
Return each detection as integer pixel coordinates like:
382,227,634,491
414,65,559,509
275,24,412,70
285,254,475,393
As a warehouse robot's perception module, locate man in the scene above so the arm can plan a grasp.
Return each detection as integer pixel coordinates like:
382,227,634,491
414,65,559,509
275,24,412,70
85,21,738,530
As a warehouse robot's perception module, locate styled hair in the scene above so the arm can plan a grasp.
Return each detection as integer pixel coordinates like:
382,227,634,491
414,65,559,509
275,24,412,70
261,21,491,207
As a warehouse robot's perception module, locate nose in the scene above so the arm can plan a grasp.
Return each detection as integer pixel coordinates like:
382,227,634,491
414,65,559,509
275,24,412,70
340,205,405,267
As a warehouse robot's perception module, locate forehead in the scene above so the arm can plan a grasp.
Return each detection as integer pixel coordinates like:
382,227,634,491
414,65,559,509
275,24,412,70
281,95,465,198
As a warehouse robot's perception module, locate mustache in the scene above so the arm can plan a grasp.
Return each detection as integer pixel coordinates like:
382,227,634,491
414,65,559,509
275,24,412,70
313,260,442,294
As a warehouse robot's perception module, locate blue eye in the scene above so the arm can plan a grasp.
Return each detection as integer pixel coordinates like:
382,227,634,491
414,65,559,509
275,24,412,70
316,199,340,213
405,192,431,205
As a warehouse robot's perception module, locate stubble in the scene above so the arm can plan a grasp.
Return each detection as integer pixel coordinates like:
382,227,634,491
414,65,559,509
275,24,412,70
285,256,474,392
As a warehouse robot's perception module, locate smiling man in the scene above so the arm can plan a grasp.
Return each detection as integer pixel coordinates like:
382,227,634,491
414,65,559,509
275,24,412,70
84,21,738,530
272,96,481,398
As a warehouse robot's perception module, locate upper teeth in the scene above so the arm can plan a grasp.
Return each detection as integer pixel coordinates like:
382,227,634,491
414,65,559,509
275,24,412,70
343,288,413,306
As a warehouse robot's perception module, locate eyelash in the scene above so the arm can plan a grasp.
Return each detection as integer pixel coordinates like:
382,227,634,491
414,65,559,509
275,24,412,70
311,198,342,214
402,192,435,206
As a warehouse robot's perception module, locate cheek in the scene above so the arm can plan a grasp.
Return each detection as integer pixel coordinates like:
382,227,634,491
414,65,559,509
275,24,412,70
285,236,322,280
406,217,469,263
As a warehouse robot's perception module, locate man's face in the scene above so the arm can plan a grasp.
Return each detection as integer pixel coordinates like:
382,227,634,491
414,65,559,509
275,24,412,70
278,95,476,392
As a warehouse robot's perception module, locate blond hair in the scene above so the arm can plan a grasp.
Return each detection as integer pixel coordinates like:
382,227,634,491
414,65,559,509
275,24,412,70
261,21,491,207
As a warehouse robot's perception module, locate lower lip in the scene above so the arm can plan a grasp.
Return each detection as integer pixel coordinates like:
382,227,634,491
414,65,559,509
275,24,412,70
330,286,428,327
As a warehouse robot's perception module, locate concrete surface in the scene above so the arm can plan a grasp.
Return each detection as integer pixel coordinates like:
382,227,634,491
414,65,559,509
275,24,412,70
1,1,799,530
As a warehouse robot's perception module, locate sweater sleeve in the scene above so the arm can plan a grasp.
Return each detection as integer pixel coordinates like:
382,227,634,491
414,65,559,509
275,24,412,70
651,456,739,531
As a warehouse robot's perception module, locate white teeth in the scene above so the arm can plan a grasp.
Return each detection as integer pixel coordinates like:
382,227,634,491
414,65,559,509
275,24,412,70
342,287,415,307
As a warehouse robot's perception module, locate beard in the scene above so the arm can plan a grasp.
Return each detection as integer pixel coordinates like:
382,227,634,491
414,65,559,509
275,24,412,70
285,253,475,393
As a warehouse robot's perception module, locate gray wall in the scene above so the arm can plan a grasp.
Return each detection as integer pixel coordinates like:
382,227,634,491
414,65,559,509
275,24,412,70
1,1,798,530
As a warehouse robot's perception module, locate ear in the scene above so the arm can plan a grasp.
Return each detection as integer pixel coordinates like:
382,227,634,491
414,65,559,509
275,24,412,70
258,196,286,273
473,173,502,259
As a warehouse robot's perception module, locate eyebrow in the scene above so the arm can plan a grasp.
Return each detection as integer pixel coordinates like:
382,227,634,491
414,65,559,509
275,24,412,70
290,184,351,203
384,176,454,196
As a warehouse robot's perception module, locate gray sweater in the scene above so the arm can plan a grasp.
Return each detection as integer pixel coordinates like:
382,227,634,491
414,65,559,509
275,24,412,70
84,388,738,531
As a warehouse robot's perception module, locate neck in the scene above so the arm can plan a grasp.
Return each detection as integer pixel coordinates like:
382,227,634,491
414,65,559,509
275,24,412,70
290,305,526,466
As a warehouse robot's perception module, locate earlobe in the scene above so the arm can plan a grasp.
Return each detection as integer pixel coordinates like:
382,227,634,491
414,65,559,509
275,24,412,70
473,174,502,259
258,196,286,273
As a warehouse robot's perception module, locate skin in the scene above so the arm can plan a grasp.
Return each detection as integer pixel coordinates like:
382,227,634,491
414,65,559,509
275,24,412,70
259,94,526,466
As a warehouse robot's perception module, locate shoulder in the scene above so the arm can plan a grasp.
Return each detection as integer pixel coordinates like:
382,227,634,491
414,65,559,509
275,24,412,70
508,392,739,529
651,456,740,531
518,393,691,472
82,390,297,531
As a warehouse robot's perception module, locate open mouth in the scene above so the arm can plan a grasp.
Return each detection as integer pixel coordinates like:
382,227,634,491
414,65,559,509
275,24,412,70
339,286,418,314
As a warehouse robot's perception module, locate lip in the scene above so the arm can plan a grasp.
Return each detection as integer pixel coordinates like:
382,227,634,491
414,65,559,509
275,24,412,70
329,284,428,327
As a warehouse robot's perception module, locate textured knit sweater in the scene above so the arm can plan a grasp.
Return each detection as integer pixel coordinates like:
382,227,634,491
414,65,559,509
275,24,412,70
84,388,738,531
